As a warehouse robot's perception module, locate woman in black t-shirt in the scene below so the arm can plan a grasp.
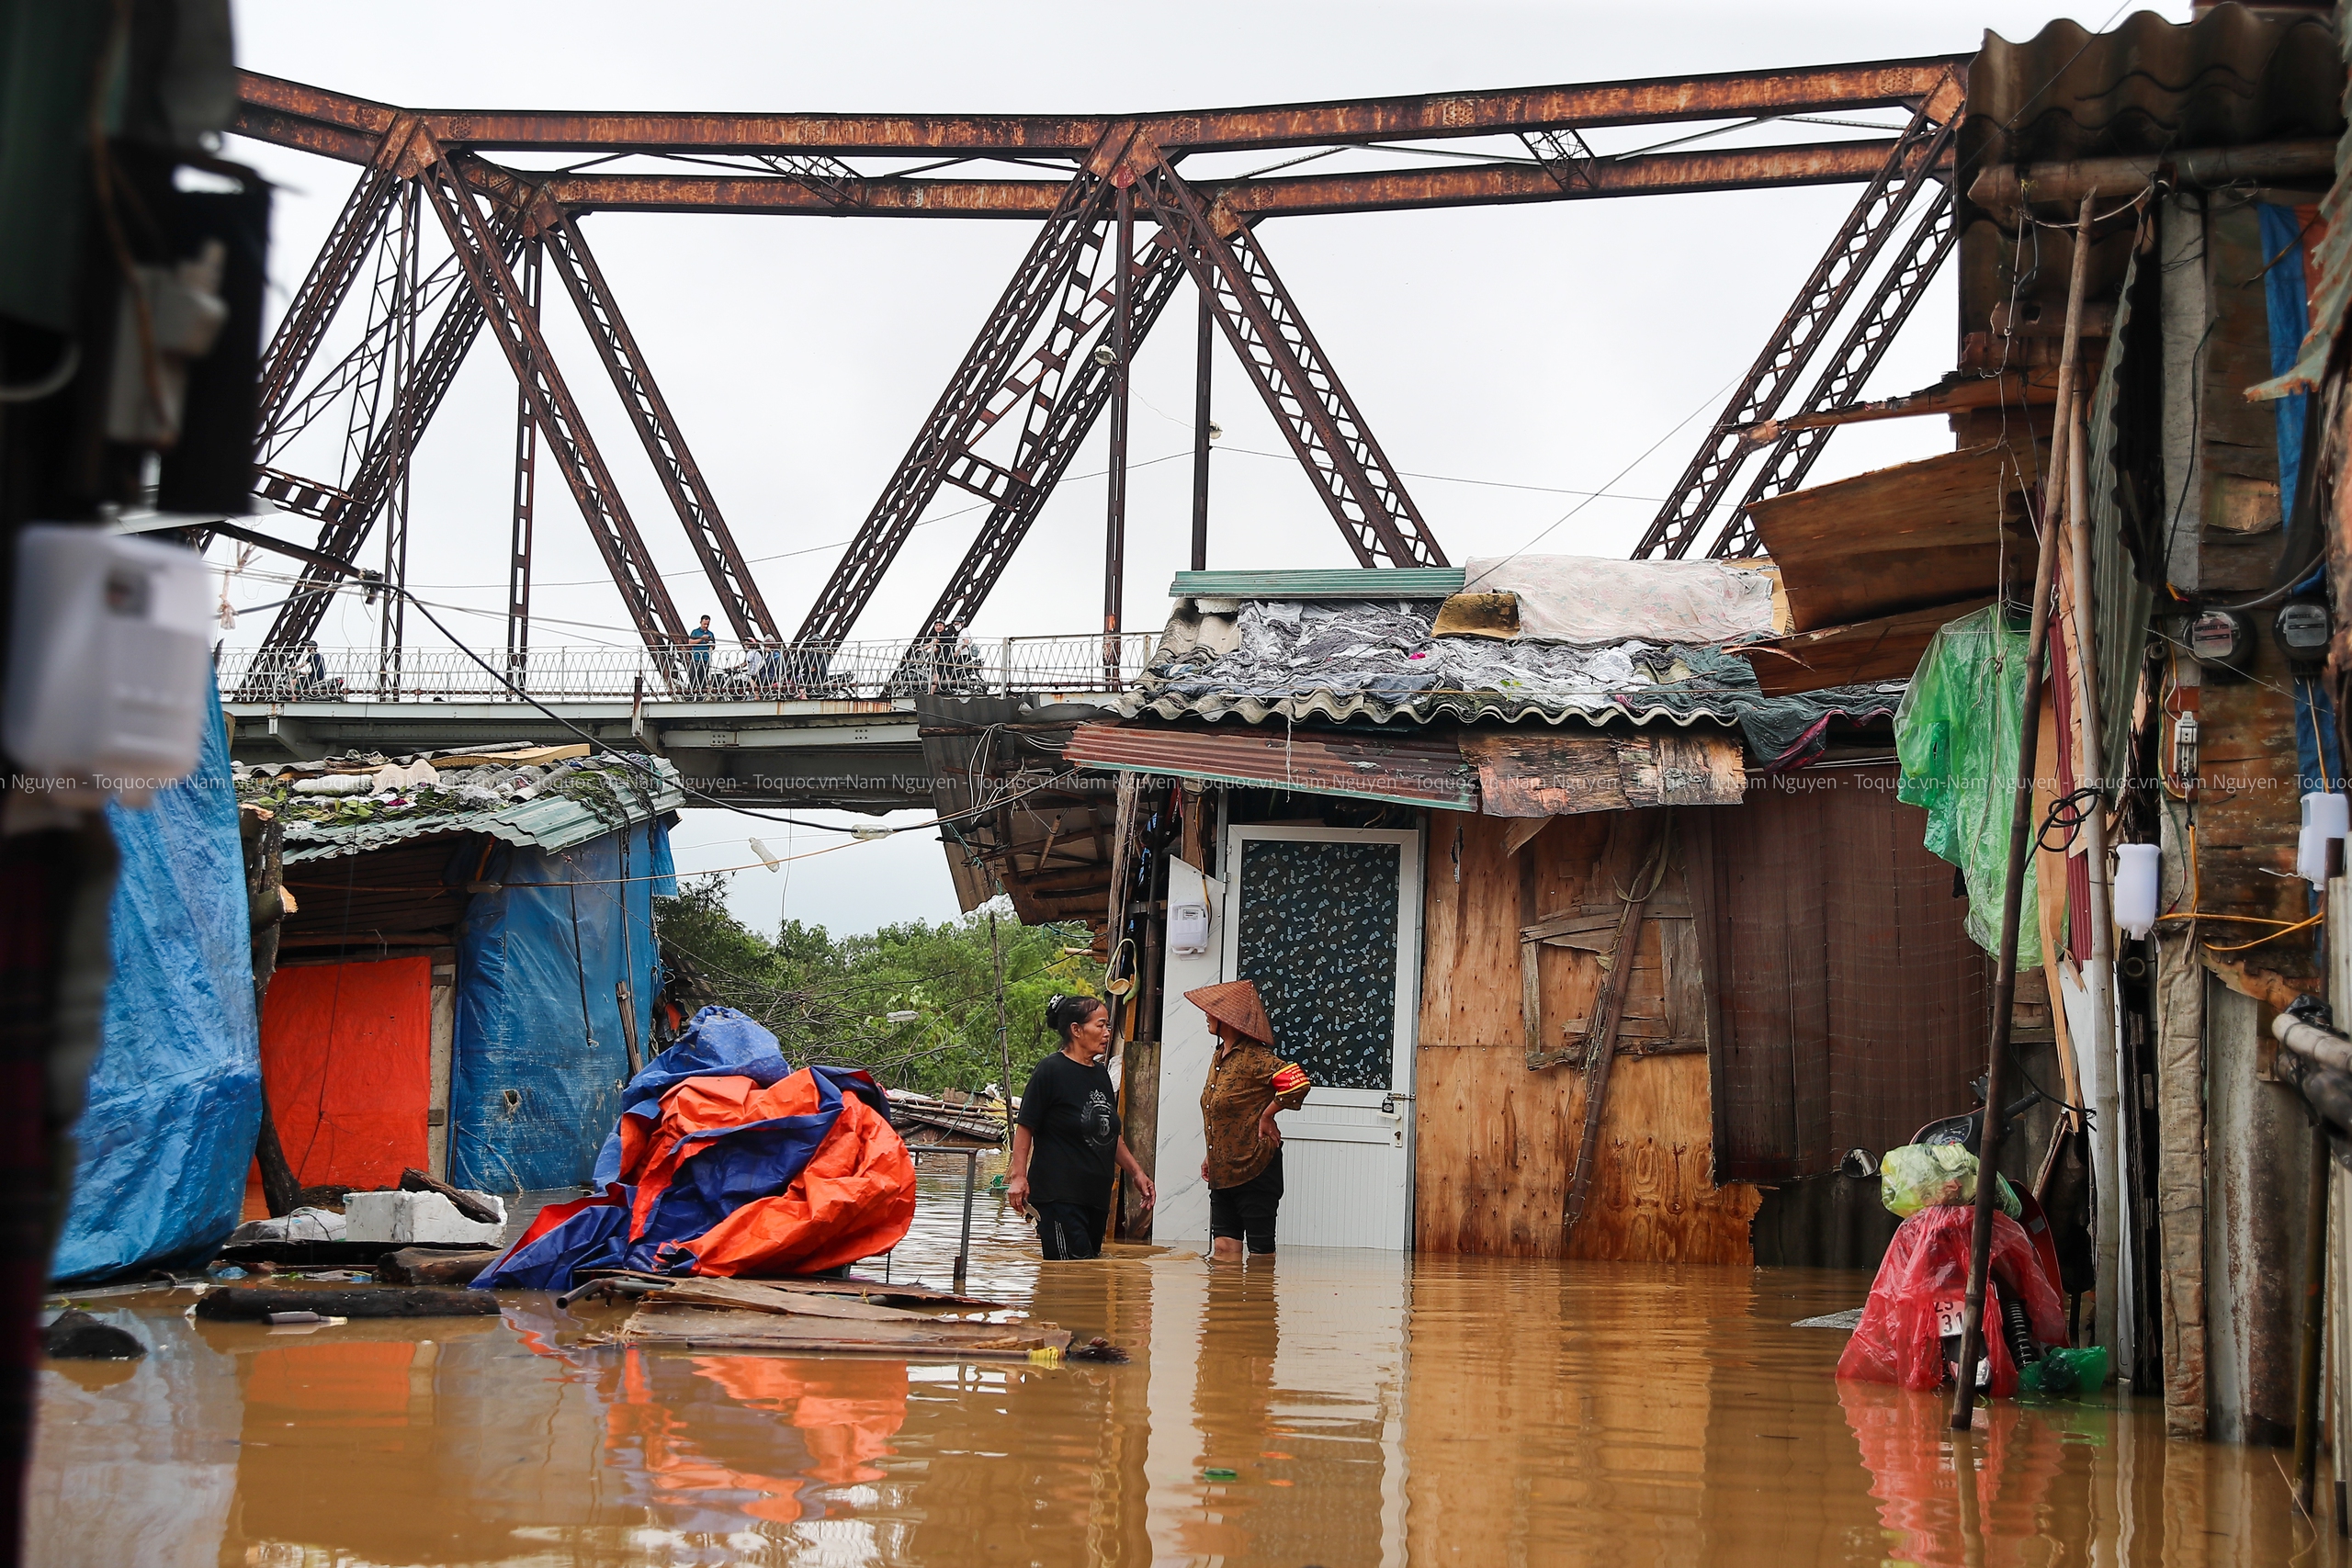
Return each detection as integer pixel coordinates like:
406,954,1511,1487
1006,995,1155,1259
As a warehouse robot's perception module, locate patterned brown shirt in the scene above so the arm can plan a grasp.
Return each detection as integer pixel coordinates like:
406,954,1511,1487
1201,1040,1307,1190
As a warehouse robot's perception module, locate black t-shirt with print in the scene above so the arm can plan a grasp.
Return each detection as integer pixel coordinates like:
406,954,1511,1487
1017,1050,1120,1209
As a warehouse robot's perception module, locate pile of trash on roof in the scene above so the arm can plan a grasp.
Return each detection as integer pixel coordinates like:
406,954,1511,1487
235,743,666,828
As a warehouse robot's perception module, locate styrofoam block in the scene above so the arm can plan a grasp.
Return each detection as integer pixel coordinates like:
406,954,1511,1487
404,1190,503,1245
341,1190,504,1246
342,1190,405,1244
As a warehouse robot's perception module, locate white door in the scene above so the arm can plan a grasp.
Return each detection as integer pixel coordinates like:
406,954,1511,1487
1221,824,1420,1250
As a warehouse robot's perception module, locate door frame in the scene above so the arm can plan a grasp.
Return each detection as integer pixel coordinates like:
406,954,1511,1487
1220,821,1424,1249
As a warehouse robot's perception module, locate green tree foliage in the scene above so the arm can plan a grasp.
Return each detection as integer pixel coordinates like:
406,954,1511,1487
652,874,1103,1096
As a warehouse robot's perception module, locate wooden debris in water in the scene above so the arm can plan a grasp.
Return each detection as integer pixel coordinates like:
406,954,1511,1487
605,1304,1069,1359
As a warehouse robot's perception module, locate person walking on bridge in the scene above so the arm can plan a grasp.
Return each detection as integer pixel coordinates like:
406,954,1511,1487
686,615,716,690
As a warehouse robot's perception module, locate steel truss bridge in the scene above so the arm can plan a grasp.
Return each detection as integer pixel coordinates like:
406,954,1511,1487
217,51,1969,783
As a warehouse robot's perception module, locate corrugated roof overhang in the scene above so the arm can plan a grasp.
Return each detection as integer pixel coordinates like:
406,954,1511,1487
1064,721,1480,809
280,761,685,863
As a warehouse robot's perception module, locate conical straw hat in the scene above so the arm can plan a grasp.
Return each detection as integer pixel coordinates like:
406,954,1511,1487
1181,979,1274,1044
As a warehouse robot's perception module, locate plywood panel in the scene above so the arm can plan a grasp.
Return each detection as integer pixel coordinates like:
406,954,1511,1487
1744,443,2035,631
1415,811,1758,1262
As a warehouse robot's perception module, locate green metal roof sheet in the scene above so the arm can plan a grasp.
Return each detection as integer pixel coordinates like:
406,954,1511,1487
1169,569,1466,601
277,759,685,863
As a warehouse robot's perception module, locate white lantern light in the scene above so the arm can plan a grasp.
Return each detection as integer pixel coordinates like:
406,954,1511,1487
2113,843,2161,940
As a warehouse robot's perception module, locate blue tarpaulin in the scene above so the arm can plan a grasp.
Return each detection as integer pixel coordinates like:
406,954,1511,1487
53,683,261,1283
449,817,674,1193
471,1005,906,1292
2259,203,2312,524
592,1005,791,1187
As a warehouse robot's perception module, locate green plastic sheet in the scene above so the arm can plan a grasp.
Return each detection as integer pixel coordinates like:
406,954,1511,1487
1894,605,2041,967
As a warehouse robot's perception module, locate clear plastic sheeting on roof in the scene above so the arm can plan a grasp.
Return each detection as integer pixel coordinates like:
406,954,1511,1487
1136,598,1906,771
1151,598,1697,705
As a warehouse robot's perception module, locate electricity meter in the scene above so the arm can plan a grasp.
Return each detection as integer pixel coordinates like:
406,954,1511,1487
2186,608,2253,678
2274,599,2332,670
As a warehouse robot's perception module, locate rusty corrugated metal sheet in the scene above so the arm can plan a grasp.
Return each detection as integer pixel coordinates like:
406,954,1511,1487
1064,721,1480,809
1963,5,2343,173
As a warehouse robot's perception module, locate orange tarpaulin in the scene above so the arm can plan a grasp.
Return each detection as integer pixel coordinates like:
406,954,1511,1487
258,957,433,1190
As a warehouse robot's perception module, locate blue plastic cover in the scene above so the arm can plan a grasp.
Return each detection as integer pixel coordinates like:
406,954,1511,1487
2260,203,2312,524
53,683,261,1283
472,1063,892,1291
591,1005,792,1186
449,817,674,1193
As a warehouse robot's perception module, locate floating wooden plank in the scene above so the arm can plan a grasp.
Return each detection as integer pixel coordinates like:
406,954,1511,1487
1742,596,1991,696
612,1305,1069,1359
1743,443,2034,633
578,1269,1007,1313
645,1277,949,1323
1464,731,1744,818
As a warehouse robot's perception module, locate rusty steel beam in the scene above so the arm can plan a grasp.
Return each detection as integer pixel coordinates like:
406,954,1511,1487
255,159,401,441
793,168,1119,647
418,140,688,654
507,182,785,645
255,239,501,659
1135,147,1443,569
1710,182,1959,558
523,138,1917,219
235,57,1959,160
914,233,1193,643
1632,73,1962,560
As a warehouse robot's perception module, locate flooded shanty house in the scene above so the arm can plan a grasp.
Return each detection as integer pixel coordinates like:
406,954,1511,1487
233,745,681,1198
1044,560,2047,1272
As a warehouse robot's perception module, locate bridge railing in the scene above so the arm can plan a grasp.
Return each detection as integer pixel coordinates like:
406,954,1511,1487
216,632,1163,704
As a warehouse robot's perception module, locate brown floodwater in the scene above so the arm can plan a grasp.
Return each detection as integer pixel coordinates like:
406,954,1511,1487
25,1168,2337,1566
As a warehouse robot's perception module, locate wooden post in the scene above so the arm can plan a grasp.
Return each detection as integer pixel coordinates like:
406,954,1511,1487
1564,813,1673,1234
1952,191,2096,1430
990,909,1011,1148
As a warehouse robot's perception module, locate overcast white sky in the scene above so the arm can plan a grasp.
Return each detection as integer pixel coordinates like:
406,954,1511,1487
220,0,2173,935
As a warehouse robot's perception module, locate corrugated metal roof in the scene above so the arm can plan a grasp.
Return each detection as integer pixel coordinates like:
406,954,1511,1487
1170,569,1466,601
1066,721,1480,808
1963,5,2343,171
1121,684,1747,730
278,759,684,863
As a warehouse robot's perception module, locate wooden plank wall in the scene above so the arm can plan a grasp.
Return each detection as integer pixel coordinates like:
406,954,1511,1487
1417,808,1760,1262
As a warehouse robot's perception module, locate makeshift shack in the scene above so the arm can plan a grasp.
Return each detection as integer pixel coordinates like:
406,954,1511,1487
234,744,682,1197
1014,557,2068,1269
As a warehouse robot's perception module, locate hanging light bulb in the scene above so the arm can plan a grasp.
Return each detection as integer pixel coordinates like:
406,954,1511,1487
1207,421,1222,443
1091,343,1118,367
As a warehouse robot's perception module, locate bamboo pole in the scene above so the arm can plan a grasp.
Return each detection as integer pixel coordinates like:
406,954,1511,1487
1953,192,2097,1429
2065,385,2122,1351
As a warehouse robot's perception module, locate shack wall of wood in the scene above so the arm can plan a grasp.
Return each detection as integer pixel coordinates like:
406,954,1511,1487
1415,807,1758,1263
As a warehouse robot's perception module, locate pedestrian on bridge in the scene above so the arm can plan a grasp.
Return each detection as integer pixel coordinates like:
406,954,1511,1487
687,615,716,690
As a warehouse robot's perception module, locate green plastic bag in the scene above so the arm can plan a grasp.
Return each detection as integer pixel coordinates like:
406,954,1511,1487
1894,605,2041,967
1880,1143,2021,1219
2020,1345,2111,1396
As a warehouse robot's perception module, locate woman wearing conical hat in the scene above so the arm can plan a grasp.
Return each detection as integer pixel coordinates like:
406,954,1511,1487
1183,979,1309,1263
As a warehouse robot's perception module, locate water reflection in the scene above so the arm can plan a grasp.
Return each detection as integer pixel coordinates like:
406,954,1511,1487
23,1245,2342,1566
